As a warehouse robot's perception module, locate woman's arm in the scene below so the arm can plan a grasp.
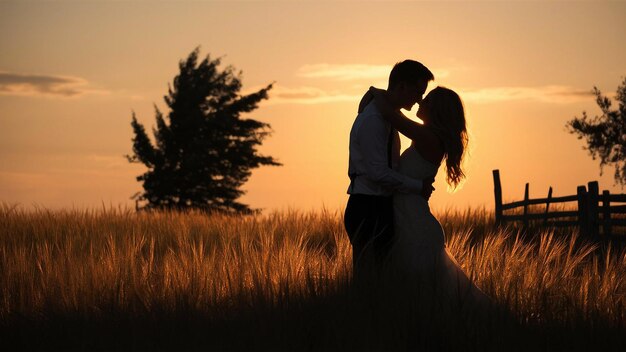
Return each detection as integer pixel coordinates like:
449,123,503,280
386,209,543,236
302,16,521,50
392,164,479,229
368,87,422,140
369,87,444,164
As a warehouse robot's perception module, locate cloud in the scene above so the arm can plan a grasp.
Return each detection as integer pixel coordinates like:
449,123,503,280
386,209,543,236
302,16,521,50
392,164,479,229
293,64,593,105
267,86,593,105
460,86,594,104
297,63,449,81
0,72,108,97
255,79,595,106
267,85,594,106
267,85,360,105
263,84,594,106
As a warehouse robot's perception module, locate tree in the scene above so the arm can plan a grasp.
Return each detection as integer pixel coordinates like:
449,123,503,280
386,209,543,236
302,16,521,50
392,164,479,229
566,77,626,186
127,48,281,213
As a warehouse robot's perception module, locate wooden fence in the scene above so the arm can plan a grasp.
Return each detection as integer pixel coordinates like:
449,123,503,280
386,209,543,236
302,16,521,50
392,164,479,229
493,169,626,237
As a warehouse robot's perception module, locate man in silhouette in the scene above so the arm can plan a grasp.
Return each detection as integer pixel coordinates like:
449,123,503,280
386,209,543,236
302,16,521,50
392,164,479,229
345,60,435,278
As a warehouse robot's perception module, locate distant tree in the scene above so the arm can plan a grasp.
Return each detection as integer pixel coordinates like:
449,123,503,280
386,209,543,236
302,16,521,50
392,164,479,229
566,77,626,186
127,48,281,213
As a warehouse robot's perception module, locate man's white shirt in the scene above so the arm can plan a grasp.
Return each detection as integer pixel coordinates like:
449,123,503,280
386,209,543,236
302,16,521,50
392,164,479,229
347,102,423,196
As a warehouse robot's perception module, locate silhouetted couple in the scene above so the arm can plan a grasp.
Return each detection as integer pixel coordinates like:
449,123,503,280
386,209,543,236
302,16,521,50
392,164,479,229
345,60,489,310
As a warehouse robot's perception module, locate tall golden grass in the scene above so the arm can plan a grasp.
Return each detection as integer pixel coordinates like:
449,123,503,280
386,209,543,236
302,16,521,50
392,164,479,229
1,203,625,350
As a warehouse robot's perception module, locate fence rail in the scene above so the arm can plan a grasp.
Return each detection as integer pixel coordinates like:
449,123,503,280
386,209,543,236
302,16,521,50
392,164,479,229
502,195,578,210
493,169,626,238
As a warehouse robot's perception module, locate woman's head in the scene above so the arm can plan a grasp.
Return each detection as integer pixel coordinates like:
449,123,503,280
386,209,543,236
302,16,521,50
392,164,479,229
419,87,468,190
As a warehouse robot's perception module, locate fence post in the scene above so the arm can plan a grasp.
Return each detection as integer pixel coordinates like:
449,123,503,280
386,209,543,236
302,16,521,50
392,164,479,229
587,181,599,238
523,183,529,228
493,170,503,226
602,190,611,237
577,185,589,237
543,186,553,226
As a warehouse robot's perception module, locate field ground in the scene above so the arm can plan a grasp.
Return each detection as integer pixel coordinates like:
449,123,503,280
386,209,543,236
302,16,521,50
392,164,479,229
1,204,625,351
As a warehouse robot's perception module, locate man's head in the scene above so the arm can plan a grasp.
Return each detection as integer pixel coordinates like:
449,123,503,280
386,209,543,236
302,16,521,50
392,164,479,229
387,60,434,110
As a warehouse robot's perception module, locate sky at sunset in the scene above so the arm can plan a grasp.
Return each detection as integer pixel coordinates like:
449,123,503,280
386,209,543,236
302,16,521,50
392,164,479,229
1,0,625,213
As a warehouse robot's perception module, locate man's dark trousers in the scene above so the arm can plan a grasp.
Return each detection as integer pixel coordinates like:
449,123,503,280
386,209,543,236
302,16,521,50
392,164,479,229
344,194,394,278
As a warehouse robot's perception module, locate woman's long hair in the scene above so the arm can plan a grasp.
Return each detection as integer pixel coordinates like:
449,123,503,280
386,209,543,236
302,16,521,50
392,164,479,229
425,87,468,190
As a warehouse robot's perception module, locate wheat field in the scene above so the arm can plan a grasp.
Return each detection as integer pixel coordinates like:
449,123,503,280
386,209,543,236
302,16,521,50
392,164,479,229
1,203,625,351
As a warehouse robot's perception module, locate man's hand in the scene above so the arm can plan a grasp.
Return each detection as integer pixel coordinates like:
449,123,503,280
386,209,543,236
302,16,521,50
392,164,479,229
420,176,435,200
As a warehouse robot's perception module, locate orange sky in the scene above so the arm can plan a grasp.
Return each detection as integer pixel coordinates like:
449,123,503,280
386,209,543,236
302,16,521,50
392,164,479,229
1,1,625,213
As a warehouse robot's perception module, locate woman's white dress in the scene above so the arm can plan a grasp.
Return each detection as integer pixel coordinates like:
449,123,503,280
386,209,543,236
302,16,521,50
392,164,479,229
391,144,488,307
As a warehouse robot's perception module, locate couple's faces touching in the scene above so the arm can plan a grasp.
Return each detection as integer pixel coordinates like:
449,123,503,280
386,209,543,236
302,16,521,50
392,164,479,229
416,96,431,124
398,79,429,111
